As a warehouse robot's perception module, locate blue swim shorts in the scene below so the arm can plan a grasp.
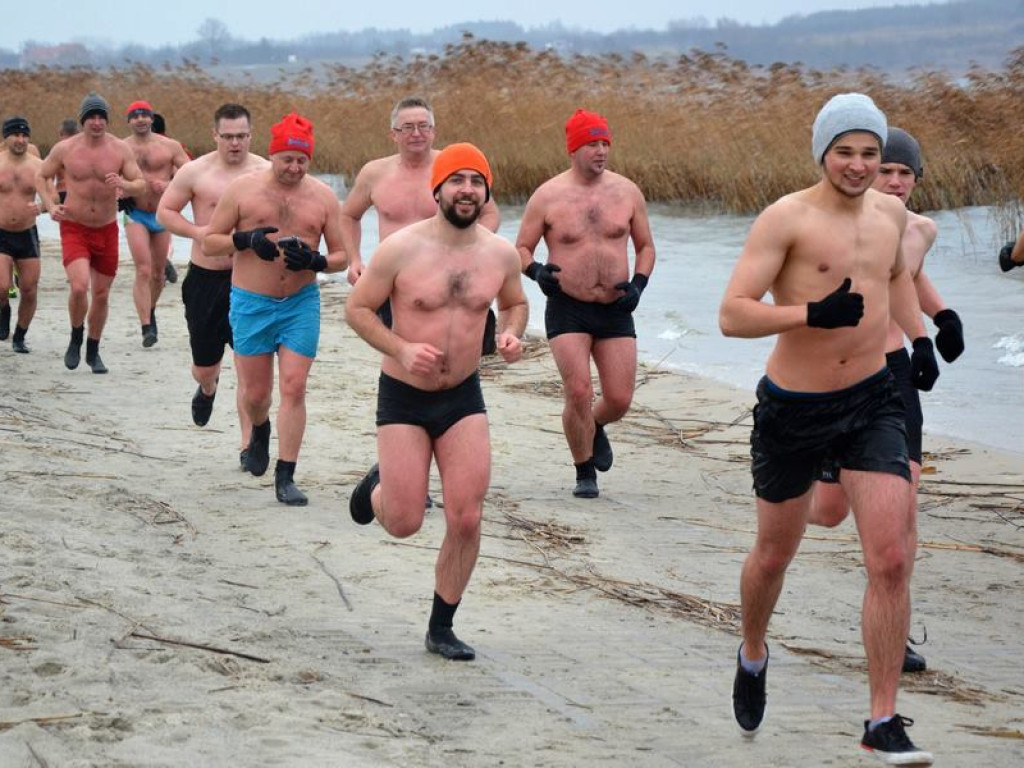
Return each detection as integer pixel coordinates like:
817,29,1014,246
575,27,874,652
124,207,166,234
229,282,320,359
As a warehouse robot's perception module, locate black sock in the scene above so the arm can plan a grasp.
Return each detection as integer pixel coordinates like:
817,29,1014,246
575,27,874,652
70,325,84,344
428,592,460,632
575,459,597,481
13,325,27,343
86,338,99,360
275,459,296,478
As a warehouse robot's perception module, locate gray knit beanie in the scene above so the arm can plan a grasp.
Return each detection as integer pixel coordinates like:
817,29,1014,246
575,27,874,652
79,92,110,124
882,127,923,179
811,93,887,164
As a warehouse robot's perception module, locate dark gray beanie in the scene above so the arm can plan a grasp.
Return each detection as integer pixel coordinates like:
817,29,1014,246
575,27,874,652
79,92,110,124
883,127,923,179
2,116,30,138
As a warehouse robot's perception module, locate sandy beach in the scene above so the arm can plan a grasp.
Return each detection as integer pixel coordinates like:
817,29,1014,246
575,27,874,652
2,242,1023,767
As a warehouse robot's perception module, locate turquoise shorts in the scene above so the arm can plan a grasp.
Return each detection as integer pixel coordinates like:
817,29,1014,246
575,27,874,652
124,207,165,234
229,282,320,359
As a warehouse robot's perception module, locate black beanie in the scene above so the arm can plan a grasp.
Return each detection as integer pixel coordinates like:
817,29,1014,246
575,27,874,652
2,116,30,138
883,127,923,179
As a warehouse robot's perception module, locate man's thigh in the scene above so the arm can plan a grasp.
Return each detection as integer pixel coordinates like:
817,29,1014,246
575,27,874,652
433,413,491,509
592,336,637,399
379,423,434,515
549,333,596,389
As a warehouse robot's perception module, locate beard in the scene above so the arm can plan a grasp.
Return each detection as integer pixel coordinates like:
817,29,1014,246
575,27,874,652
441,196,482,229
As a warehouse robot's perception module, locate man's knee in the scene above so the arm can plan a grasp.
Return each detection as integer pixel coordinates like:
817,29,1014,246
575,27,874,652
563,377,594,409
601,389,633,420
445,504,482,541
865,540,912,585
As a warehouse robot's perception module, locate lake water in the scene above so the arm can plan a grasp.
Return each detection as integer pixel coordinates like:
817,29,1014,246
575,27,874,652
34,181,1024,456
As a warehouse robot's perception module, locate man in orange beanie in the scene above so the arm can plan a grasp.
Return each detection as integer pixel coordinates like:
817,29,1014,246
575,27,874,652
339,97,502,354
516,108,656,498
346,142,528,661
202,112,348,506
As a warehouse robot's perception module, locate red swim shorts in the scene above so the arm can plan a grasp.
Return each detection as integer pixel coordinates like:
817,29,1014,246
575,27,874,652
60,219,119,277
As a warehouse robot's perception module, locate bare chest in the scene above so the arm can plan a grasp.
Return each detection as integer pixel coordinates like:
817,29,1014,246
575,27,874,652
374,171,436,230
546,194,632,245
65,148,121,183
397,259,501,313
0,167,36,198
131,142,174,175
243,187,328,239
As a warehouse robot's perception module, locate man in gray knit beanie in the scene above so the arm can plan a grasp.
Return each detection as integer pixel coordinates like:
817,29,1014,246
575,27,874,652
719,92,936,764
78,92,110,124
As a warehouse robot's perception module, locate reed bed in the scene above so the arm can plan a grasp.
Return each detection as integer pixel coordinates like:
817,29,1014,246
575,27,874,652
3,36,1023,215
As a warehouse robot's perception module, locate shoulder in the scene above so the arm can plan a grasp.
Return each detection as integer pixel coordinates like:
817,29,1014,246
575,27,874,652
906,210,936,239
246,153,271,170
355,155,396,183
526,172,568,205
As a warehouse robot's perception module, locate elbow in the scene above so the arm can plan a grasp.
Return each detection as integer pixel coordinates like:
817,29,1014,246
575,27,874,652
718,307,740,338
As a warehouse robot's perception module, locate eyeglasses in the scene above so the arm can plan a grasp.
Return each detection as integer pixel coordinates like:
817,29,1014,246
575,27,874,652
392,122,434,135
217,132,251,142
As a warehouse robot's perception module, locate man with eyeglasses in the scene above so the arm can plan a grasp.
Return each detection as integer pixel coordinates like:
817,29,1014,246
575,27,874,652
340,97,501,348
157,104,269,449
121,100,190,348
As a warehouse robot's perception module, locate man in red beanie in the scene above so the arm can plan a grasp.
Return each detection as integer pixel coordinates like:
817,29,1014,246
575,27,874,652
345,142,527,661
122,100,190,348
203,112,347,506
516,108,656,498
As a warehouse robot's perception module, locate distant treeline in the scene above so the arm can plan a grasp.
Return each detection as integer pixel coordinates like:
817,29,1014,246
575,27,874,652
3,0,1023,74
2,37,1022,224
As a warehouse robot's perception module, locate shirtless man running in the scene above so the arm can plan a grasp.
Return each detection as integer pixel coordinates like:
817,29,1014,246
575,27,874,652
515,108,656,498
203,113,347,505
157,103,269,445
37,93,145,374
719,93,937,764
340,97,501,350
809,127,965,676
0,117,46,352
346,143,527,661
122,100,190,347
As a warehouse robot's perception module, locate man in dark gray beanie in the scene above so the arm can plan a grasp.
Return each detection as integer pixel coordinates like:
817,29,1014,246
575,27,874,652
720,93,935,764
37,92,145,374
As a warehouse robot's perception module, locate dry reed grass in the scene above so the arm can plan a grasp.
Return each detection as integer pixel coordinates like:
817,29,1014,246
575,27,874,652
4,36,1023,213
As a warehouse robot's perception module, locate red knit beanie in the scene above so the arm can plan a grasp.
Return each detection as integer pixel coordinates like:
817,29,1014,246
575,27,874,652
125,100,154,119
565,109,612,154
268,113,314,158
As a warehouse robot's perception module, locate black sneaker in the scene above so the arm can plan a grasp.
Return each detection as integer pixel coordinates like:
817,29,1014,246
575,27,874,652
0,304,9,340
592,422,613,472
86,352,108,374
573,476,599,498
732,645,768,737
860,715,933,765
244,420,271,476
275,465,309,507
425,627,475,661
64,340,81,370
12,336,29,354
239,448,249,470
191,385,216,427
142,324,158,348
349,463,380,525
165,260,178,284
902,644,926,674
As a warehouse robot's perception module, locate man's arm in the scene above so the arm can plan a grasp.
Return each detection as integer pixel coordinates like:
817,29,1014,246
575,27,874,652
630,186,656,278
492,243,529,364
514,192,547,272
156,164,203,240
116,144,146,197
719,204,808,338
36,144,64,215
319,189,349,274
345,239,407,358
202,182,243,257
338,163,375,284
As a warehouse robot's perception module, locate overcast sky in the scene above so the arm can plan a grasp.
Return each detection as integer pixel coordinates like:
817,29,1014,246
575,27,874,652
3,0,935,50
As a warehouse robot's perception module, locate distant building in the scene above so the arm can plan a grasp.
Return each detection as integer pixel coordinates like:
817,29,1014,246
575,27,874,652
20,43,91,68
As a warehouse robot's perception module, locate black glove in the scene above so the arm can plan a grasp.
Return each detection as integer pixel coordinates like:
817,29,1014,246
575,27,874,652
999,240,1021,272
807,277,864,329
232,226,280,261
910,337,939,391
613,273,649,313
281,238,327,272
117,196,136,214
933,308,964,363
525,262,562,297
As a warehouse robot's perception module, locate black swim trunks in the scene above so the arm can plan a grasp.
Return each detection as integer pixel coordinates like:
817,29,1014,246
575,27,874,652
751,367,911,503
376,371,487,439
885,348,923,464
182,262,233,367
544,292,636,340
0,226,40,260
